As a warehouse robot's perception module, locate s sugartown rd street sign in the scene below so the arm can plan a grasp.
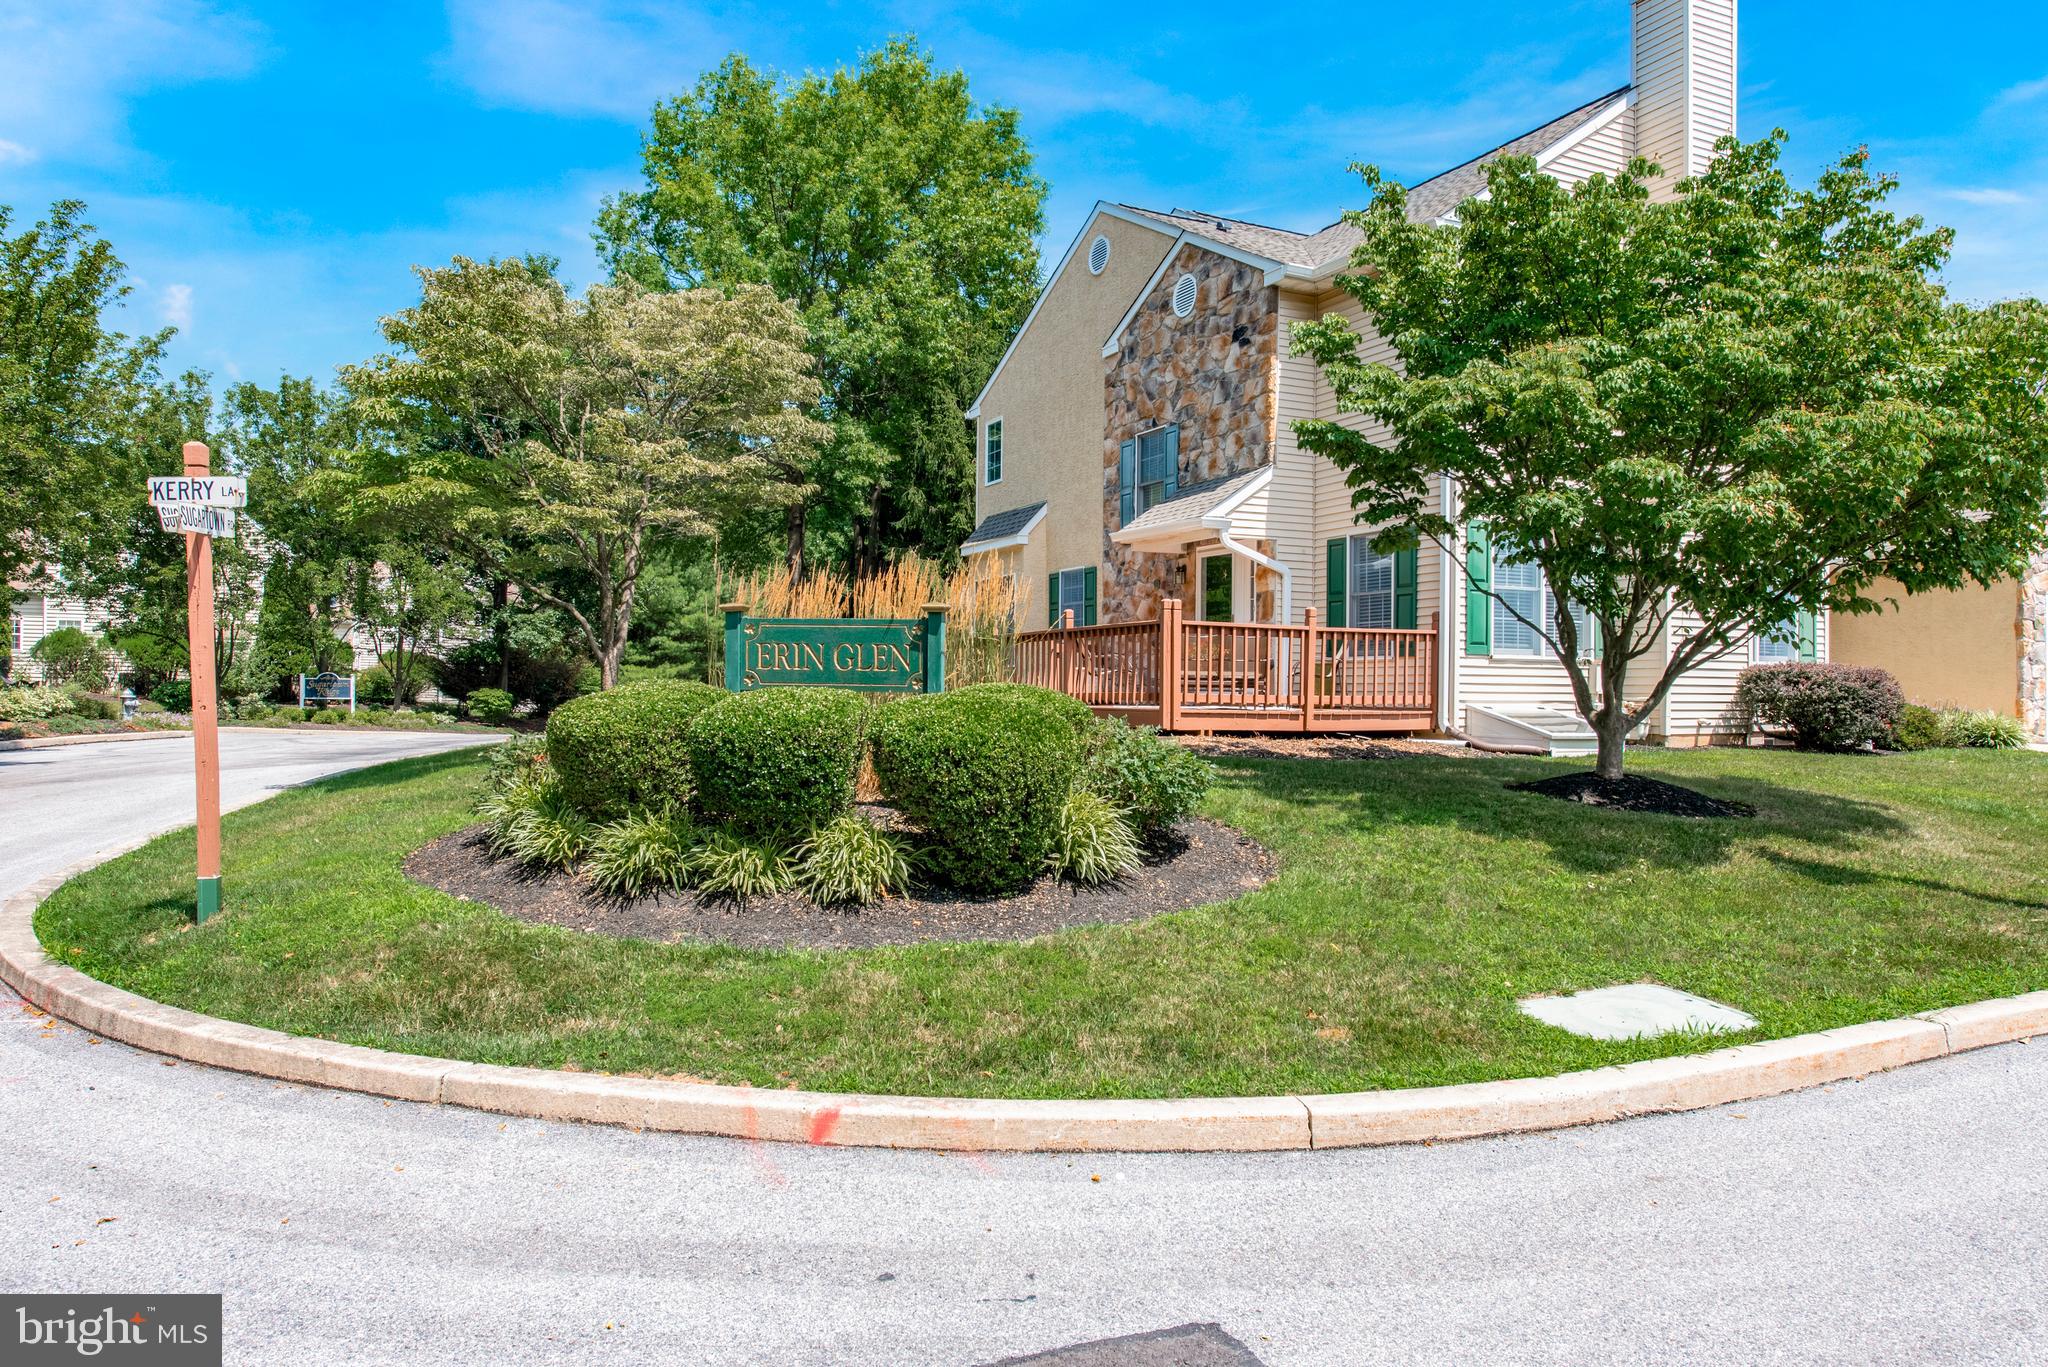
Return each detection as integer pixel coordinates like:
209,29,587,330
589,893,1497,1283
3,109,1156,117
156,503,236,538
148,474,247,508
722,603,948,694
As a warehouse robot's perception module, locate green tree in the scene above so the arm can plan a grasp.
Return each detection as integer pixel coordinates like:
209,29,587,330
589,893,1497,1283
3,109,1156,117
345,545,471,704
1294,135,2048,781
344,257,828,687
597,39,1045,573
0,201,181,588
28,627,110,688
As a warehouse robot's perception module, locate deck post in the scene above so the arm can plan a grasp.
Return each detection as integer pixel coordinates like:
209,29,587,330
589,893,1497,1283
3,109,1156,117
1300,606,1318,734
1058,608,1075,699
1158,597,1182,732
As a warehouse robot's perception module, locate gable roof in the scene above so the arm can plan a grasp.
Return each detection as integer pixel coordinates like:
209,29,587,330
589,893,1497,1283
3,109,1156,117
960,501,1048,552
1113,85,1634,280
1111,466,1271,546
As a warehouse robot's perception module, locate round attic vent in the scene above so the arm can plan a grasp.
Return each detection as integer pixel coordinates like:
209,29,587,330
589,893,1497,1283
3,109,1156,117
1087,234,1110,274
1171,272,1198,318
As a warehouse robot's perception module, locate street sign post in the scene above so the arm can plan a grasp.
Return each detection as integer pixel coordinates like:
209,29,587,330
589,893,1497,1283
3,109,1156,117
156,442,227,923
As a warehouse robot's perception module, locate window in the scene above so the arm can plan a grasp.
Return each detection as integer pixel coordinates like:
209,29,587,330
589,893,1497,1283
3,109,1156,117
1753,626,1798,662
1055,567,1095,626
1491,549,1593,657
1087,235,1111,274
1136,426,1175,512
1348,538,1396,629
983,418,1003,485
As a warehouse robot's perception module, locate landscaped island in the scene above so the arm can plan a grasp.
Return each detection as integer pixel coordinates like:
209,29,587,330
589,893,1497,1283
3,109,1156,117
32,705,2048,1100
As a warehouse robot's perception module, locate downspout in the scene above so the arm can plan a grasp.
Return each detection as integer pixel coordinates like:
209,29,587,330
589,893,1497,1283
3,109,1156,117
1438,472,1460,732
1214,526,1291,623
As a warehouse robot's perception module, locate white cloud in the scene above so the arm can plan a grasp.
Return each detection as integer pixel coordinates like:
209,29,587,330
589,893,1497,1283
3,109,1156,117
441,0,724,120
1991,73,2048,111
160,282,193,329
1947,186,2030,206
0,0,263,167
0,136,31,165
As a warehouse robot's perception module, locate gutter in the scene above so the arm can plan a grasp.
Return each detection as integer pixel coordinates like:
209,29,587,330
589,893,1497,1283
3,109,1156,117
1213,525,1292,624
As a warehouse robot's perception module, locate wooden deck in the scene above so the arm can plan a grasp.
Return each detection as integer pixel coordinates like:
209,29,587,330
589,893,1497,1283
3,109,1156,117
1015,600,1438,734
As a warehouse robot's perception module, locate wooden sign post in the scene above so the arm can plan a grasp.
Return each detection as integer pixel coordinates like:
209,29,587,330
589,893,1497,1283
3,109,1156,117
181,440,223,922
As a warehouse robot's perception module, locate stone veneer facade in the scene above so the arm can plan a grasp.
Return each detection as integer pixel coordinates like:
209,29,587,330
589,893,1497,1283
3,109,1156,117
1098,242,1280,623
2023,547,2048,743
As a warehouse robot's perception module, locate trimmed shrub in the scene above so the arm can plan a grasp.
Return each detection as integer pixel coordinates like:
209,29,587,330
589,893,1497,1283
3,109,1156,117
1737,663,1904,752
545,681,724,816
63,691,120,721
1081,717,1211,840
29,627,110,688
1050,789,1142,885
1893,703,1945,751
691,832,795,900
587,806,697,898
0,685,71,722
310,708,343,724
1942,708,2027,749
686,687,869,838
794,814,912,905
869,687,1082,893
466,687,516,725
950,682,1096,736
150,680,193,713
357,667,395,707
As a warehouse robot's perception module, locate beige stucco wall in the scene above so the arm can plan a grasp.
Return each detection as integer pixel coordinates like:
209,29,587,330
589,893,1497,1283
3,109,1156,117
970,211,1176,627
1831,577,2024,717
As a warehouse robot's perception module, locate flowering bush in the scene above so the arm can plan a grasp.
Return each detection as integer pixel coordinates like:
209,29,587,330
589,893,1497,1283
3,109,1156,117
1737,663,1903,751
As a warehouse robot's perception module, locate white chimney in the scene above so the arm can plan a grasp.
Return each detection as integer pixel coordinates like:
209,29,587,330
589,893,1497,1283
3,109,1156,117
1632,0,1738,197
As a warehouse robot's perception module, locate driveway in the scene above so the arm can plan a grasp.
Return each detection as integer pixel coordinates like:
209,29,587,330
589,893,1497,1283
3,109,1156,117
2,731,2044,1364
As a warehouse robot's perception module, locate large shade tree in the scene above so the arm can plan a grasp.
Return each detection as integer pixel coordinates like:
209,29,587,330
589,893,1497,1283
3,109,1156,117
1294,134,2048,780
344,257,828,687
596,39,1045,573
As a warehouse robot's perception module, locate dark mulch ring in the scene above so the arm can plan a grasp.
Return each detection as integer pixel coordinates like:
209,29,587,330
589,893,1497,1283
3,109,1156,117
1177,734,1479,762
404,817,1276,950
1506,771,1757,819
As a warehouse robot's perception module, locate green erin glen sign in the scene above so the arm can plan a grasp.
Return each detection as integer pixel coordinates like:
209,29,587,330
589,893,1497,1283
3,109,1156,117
722,603,948,694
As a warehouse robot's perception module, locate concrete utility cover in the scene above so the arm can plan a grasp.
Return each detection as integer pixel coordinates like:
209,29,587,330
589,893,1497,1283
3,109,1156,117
984,1323,1266,1366
1519,983,1757,1041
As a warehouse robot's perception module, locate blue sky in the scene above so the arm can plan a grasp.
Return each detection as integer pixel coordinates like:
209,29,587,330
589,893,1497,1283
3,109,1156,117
3,1,2044,390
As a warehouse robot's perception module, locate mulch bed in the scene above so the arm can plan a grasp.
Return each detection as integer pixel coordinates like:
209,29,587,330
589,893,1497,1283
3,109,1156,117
1177,734,1478,762
404,817,1276,950
1506,771,1756,819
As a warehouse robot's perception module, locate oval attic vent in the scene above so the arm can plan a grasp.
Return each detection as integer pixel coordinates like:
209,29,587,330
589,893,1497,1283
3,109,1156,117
1171,273,1198,318
1087,235,1110,274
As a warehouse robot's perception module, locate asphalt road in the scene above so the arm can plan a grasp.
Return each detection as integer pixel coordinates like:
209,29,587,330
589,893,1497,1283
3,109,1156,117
3,732,2044,1365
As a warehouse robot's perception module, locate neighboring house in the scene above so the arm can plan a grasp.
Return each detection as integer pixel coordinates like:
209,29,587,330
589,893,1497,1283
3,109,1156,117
1832,560,2048,743
6,583,119,684
963,0,1824,747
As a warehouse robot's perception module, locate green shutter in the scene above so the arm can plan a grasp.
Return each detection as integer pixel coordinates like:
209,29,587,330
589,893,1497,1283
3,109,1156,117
1464,523,1492,656
1394,547,1418,629
1082,567,1098,625
1048,573,1059,627
1797,609,1817,661
1162,426,1180,499
1324,539,1347,627
1118,440,1136,525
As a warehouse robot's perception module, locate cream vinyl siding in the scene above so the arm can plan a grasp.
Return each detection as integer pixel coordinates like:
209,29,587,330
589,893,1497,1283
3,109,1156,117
1632,0,1738,197
1660,605,1831,742
1544,102,1636,186
1267,291,1322,621
1297,290,1441,635
1450,560,1592,731
1688,0,1738,175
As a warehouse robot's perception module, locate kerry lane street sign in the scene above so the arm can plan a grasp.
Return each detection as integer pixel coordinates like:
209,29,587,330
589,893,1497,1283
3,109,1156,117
722,603,948,695
148,474,247,508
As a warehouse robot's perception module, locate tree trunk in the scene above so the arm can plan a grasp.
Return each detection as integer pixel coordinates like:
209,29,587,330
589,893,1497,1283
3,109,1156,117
492,579,511,691
785,502,807,578
1594,654,1631,780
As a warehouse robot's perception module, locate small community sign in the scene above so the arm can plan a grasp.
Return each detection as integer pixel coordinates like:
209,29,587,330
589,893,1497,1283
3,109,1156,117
298,671,357,713
721,602,948,695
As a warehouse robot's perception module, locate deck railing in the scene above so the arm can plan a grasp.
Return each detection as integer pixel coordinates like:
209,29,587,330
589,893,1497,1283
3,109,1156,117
1014,600,1437,733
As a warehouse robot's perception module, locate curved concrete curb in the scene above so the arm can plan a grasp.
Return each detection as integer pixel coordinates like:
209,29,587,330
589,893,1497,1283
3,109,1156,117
6,856,2044,1153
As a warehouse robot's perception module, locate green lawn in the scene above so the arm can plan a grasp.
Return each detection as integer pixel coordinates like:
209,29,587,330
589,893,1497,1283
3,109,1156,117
32,744,2048,1099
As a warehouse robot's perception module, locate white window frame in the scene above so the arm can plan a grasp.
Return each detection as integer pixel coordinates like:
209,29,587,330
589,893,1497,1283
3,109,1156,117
1134,424,1175,513
983,417,1003,486
1348,536,1396,630
1056,567,1089,625
1753,622,1799,662
1490,547,1592,658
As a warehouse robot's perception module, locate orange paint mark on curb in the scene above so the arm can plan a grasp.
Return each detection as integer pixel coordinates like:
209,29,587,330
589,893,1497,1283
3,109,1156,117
807,1105,842,1146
